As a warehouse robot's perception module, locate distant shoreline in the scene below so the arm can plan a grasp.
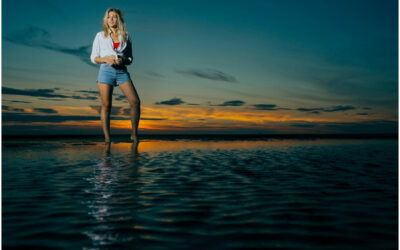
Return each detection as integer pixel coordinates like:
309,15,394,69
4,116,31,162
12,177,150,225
2,133,397,141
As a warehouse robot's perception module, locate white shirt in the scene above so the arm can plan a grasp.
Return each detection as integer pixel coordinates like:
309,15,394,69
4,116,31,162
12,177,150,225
90,29,133,65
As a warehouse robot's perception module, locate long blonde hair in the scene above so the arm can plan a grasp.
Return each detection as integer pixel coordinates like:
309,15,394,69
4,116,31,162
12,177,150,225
102,8,128,43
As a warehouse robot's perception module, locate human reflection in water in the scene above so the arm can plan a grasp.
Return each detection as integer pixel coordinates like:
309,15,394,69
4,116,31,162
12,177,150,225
83,141,140,246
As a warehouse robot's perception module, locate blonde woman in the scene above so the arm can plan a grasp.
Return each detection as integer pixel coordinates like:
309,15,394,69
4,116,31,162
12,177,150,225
90,8,140,143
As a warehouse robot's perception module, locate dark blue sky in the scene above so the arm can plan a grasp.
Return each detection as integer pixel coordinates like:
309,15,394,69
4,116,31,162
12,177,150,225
2,0,398,134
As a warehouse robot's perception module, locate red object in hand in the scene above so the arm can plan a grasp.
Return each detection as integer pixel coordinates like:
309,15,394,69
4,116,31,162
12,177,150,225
113,42,120,49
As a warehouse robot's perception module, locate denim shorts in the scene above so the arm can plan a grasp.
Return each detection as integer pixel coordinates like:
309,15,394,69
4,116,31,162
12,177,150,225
97,64,132,86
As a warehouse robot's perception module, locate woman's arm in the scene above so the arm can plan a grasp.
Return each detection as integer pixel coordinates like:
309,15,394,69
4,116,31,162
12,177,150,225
90,33,101,64
123,34,133,65
95,55,117,66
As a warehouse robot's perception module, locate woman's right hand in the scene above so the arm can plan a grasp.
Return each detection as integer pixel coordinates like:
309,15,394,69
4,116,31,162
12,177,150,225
103,55,116,66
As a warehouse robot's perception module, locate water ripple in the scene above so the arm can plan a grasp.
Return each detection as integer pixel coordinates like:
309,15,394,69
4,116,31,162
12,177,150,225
3,138,397,249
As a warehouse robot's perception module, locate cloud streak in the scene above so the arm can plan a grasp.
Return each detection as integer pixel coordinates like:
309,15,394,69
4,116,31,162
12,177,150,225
251,104,291,111
3,87,69,98
4,26,94,67
176,68,237,82
33,108,58,114
296,105,356,113
3,87,99,101
155,97,185,105
212,100,245,106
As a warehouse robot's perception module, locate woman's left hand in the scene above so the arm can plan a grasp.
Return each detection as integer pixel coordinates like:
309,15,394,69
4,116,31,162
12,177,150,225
115,57,123,65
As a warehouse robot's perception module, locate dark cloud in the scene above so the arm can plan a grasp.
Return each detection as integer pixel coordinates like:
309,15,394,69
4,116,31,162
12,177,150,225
176,68,237,82
297,105,356,113
141,117,167,120
297,107,324,112
38,98,64,101
356,112,369,115
3,87,69,98
33,108,57,114
3,87,99,101
222,100,245,106
71,95,97,100
214,100,245,106
155,98,184,105
363,107,372,110
252,104,277,110
4,26,94,67
3,100,32,103
2,105,26,112
76,90,99,94
251,104,291,111
290,123,315,128
2,113,100,123
324,105,356,112
2,110,167,123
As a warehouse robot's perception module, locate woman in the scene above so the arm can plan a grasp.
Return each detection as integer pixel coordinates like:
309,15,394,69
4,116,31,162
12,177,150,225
90,8,140,143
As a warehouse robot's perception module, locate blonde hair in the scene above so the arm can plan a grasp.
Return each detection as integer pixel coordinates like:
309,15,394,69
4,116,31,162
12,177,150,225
102,8,128,43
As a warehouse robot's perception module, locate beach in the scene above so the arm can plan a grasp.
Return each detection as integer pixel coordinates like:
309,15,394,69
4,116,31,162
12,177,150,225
2,135,398,249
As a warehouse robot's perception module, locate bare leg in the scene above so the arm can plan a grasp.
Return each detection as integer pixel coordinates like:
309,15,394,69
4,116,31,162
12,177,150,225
119,80,140,142
97,82,114,142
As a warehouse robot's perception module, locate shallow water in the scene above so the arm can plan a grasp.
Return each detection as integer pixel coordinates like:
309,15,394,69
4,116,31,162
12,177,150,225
2,137,398,249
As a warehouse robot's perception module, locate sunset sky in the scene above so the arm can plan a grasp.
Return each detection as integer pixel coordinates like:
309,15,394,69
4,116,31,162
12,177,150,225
2,0,398,135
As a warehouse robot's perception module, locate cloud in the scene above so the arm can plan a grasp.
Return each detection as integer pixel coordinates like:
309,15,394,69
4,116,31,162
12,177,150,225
71,95,97,100
155,97,184,105
290,123,315,128
76,90,99,94
252,104,277,110
356,112,369,115
297,105,355,113
3,87,69,98
2,113,101,123
3,87,99,101
176,68,237,82
4,26,94,67
2,105,26,112
297,107,324,112
251,104,291,111
3,100,32,103
38,98,64,101
33,108,57,114
213,100,245,106
324,105,356,112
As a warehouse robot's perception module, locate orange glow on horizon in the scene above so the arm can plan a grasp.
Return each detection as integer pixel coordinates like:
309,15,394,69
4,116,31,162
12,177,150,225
3,104,395,133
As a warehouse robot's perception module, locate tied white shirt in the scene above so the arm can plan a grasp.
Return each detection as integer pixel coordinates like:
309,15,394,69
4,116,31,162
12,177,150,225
90,29,133,65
